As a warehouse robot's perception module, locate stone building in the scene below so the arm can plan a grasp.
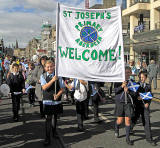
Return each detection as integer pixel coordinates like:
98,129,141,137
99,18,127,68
14,48,26,58
0,39,4,56
103,0,116,8
40,21,52,57
25,21,56,59
25,37,41,59
122,0,160,67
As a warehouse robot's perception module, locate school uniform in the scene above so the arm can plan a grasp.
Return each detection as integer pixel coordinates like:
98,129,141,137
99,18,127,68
114,82,136,118
40,72,64,145
114,80,136,145
131,82,155,144
74,79,88,131
89,82,101,122
7,72,25,121
65,78,75,104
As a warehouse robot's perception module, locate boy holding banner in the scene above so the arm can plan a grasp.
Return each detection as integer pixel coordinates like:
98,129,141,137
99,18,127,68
40,60,64,146
114,66,136,145
131,71,156,146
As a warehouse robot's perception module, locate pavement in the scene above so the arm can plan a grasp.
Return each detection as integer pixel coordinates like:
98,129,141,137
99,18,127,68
58,98,160,148
0,96,63,148
0,82,160,148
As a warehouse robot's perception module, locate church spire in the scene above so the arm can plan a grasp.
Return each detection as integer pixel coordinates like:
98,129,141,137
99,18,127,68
16,40,19,48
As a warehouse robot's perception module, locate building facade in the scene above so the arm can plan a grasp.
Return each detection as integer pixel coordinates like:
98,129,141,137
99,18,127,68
122,0,127,9
0,39,4,56
25,22,56,59
14,48,26,58
122,0,160,69
103,0,116,8
25,37,41,59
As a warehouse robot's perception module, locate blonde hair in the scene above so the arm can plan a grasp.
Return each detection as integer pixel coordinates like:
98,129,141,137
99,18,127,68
150,60,155,64
44,60,54,66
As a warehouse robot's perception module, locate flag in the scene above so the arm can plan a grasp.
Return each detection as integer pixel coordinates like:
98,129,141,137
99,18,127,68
140,92,153,100
127,81,140,92
56,4,125,82
25,85,33,93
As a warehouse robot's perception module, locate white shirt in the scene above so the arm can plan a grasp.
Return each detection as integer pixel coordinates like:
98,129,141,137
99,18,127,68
74,79,88,102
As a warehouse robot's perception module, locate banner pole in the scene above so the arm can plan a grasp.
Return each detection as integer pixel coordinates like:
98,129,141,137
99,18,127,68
55,2,60,96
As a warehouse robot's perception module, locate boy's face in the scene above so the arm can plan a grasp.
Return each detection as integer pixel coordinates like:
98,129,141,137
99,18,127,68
140,74,147,83
125,69,131,80
13,66,19,73
45,63,55,74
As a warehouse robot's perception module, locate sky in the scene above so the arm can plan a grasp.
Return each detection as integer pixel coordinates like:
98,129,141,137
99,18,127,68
0,0,122,48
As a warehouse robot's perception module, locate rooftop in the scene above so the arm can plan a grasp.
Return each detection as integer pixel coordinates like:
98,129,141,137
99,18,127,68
89,4,103,9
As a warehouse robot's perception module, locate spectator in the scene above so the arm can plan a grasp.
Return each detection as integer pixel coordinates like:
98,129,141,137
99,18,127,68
140,62,148,73
25,62,36,107
32,56,48,118
4,55,11,80
129,60,137,81
137,61,141,74
147,60,158,90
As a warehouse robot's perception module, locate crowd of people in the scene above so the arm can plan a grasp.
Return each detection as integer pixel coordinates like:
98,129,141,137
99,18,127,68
0,54,159,146
128,59,159,90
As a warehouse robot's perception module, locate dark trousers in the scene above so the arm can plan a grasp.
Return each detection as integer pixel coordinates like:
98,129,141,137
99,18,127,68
131,103,152,141
28,88,35,104
109,82,113,96
45,114,57,140
0,70,3,86
92,93,100,118
76,100,86,127
70,91,75,104
39,101,44,116
12,94,21,118
84,97,89,118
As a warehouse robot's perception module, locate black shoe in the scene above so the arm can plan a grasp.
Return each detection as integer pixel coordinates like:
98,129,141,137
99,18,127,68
94,117,101,123
77,126,85,132
13,117,19,122
43,138,51,146
146,140,156,146
114,131,119,138
40,114,45,119
130,129,134,135
52,131,59,139
13,115,19,122
84,116,89,120
126,138,134,145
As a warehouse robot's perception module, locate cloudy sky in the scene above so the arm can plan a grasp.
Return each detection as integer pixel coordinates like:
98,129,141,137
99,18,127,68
0,0,121,48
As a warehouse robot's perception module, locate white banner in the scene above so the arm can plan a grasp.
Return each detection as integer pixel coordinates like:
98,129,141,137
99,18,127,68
56,4,125,82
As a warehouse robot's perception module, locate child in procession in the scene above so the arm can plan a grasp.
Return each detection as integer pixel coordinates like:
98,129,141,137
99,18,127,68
131,71,156,146
73,79,88,132
114,66,136,145
40,60,64,146
7,63,25,122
